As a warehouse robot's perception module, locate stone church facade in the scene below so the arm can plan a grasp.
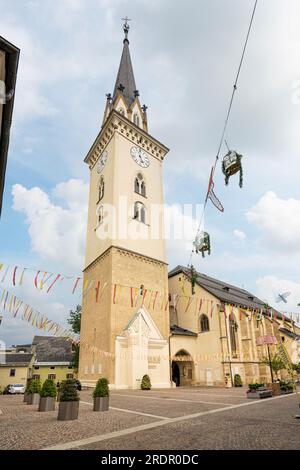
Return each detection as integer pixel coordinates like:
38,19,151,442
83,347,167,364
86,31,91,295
78,23,300,389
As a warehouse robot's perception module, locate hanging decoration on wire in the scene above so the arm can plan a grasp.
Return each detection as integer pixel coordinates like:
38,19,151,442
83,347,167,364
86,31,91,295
207,167,224,212
193,231,211,258
187,0,258,270
222,145,243,188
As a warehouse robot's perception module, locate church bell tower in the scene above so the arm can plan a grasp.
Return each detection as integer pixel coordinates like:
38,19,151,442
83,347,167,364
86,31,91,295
78,20,171,389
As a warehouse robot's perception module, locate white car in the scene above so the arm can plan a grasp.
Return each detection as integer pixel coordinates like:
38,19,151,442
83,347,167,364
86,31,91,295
6,384,25,394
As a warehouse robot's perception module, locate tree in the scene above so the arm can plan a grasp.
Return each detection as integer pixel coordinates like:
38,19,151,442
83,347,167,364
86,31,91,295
60,379,80,402
40,379,57,398
68,305,81,372
93,378,109,398
141,374,151,390
68,305,81,334
262,353,286,380
292,363,300,373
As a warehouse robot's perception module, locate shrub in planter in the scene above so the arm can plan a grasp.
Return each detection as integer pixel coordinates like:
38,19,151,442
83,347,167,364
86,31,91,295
234,374,243,387
57,379,80,421
39,379,57,412
93,378,109,411
248,383,264,392
247,383,272,399
279,380,294,394
141,374,151,390
27,379,41,405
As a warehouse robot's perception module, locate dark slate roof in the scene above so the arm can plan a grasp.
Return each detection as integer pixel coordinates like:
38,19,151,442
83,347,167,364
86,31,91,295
112,38,137,107
169,265,288,321
279,328,300,341
32,336,73,363
170,324,197,337
1,353,33,366
15,344,31,353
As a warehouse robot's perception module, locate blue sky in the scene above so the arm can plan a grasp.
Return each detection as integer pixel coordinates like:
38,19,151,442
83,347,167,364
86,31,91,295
1,0,300,346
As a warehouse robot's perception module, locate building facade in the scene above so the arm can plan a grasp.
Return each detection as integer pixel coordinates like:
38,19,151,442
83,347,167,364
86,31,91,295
0,336,76,391
78,25,300,390
0,36,19,217
169,266,300,387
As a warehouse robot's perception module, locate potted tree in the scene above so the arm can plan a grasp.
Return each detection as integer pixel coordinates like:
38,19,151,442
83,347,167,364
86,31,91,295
234,374,243,387
93,378,109,411
39,379,57,412
57,379,80,421
246,383,272,399
27,379,41,405
141,374,151,390
279,380,294,395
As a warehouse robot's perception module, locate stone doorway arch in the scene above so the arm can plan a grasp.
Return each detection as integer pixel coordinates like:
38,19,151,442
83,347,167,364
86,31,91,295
172,349,194,387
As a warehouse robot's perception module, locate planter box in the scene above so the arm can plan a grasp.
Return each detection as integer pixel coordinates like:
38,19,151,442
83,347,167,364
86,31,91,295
58,401,79,421
93,396,109,412
27,393,40,405
57,392,61,402
281,389,294,395
247,390,273,399
39,396,56,412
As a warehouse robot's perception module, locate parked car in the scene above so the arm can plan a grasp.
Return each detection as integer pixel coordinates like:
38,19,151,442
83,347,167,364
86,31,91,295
3,384,25,394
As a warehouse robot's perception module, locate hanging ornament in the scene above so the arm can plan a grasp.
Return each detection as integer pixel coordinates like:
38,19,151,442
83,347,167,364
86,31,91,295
193,231,211,258
190,265,197,295
222,150,243,187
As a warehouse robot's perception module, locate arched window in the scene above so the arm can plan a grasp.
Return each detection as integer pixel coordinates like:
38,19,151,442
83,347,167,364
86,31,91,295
141,181,146,197
229,315,238,356
97,205,104,225
134,173,146,197
98,176,105,201
199,314,210,332
134,201,146,223
133,112,140,127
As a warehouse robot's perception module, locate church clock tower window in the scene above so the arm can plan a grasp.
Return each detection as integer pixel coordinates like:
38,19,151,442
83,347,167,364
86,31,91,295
134,173,146,197
98,176,105,202
134,201,146,223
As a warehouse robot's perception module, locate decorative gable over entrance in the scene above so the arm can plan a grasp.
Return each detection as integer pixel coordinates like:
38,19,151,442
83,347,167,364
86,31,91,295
114,306,170,389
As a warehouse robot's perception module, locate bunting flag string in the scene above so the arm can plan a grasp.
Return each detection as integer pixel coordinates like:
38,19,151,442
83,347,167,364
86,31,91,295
0,262,299,323
0,287,77,342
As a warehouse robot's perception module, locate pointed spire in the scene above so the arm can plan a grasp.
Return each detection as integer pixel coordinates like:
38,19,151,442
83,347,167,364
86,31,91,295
113,18,137,108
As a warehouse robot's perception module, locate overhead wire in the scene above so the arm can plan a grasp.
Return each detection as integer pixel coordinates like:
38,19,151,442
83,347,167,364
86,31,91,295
187,0,258,271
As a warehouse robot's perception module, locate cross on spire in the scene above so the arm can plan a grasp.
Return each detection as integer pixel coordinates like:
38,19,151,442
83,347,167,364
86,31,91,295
121,16,131,42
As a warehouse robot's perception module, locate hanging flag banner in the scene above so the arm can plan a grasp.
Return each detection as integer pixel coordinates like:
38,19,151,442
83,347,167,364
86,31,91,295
206,167,225,212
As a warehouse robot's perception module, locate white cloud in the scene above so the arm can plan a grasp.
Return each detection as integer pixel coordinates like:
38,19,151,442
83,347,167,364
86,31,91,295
233,229,246,241
247,191,300,252
12,179,88,272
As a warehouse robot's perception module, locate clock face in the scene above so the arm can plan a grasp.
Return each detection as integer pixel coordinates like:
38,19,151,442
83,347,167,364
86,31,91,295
97,150,108,174
130,146,150,168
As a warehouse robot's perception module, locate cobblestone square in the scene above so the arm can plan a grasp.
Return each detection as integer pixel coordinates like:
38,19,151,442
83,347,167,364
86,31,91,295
0,387,299,450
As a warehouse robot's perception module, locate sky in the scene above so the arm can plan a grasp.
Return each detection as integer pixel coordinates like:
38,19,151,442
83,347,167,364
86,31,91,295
1,0,300,346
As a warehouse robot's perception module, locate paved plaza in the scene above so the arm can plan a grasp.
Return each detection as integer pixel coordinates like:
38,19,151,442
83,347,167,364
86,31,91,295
0,387,299,450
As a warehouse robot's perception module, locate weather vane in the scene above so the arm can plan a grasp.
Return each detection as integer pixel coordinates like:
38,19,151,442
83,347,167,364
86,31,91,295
121,16,131,40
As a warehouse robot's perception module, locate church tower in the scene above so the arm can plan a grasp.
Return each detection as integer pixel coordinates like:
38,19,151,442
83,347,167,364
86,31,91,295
78,20,171,389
